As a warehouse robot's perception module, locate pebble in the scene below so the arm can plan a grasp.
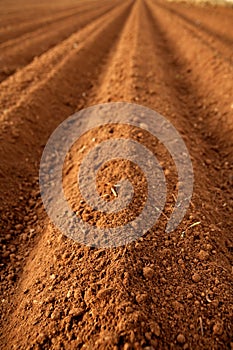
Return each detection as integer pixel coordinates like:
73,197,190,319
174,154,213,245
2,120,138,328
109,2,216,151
192,273,201,283
206,244,213,251
51,310,61,320
205,159,212,165
177,333,186,344
136,293,148,303
197,250,209,261
187,292,193,299
97,288,112,299
69,307,84,318
125,306,133,313
15,224,23,231
139,122,148,130
143,266,154,279
213,321,223,335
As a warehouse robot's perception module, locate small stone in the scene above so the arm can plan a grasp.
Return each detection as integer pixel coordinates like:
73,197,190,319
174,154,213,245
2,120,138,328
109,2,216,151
139,122,148,130
206,244,213,251
192,273,201,283
177,333,186,344
51,310,61,320
187,292,193,299
197,250,209,261
66,290,72,298
213,321,223,335
97,288,112,299
125,306,133,313
143,266,154,279
15,224,23,231
136,293,148,303
205,159,212,165
69,308,84,318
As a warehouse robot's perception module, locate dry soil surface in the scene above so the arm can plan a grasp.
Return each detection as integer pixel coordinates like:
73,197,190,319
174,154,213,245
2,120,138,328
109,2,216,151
0,0,233,349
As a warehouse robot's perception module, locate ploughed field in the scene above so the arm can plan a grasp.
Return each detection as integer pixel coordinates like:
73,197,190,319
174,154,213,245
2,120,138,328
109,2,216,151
0,0,232,349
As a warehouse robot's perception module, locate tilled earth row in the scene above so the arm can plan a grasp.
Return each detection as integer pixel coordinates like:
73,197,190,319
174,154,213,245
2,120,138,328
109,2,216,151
0,0,232,349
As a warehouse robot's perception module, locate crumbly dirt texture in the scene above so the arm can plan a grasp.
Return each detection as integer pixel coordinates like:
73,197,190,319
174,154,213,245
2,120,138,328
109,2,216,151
0,0,233,349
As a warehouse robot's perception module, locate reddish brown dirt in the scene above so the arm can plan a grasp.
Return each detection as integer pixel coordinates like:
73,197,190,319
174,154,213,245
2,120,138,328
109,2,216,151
0,0,232,349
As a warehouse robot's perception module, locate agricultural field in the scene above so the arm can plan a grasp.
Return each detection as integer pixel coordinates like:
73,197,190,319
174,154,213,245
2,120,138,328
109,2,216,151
0,0,232,349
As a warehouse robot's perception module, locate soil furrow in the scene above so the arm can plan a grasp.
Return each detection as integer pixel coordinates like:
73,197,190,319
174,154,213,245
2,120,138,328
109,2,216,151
0,2,120,83
0,0,133,286
127,2,233,347
0,0,111,43
0,2,130,116
155,1,233,64
148,0,233,159
143,0,232,264
0,0,232,349
0,1,86,27
0,2,136,347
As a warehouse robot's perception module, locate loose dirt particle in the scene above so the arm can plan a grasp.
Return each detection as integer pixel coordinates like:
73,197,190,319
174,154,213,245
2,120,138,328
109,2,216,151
192,273,201,283
143,266,154,279
150,322,160,337
69,308,84,318
213,321,223,336
187,292,193,299
136,293,148,303
177,333,186,344
197,250,209,261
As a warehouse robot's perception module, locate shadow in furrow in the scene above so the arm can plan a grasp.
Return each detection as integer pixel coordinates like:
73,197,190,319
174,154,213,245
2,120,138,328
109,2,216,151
155,0,233,50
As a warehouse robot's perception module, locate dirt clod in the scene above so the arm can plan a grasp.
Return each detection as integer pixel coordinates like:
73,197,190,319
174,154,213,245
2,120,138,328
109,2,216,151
197,250,209,261
192,273,202,283
213,321,223,336
143,266,154,279
177,333,186,344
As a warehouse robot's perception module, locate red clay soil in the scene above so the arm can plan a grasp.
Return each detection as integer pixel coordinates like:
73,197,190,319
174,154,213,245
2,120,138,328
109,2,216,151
0,0,233,349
